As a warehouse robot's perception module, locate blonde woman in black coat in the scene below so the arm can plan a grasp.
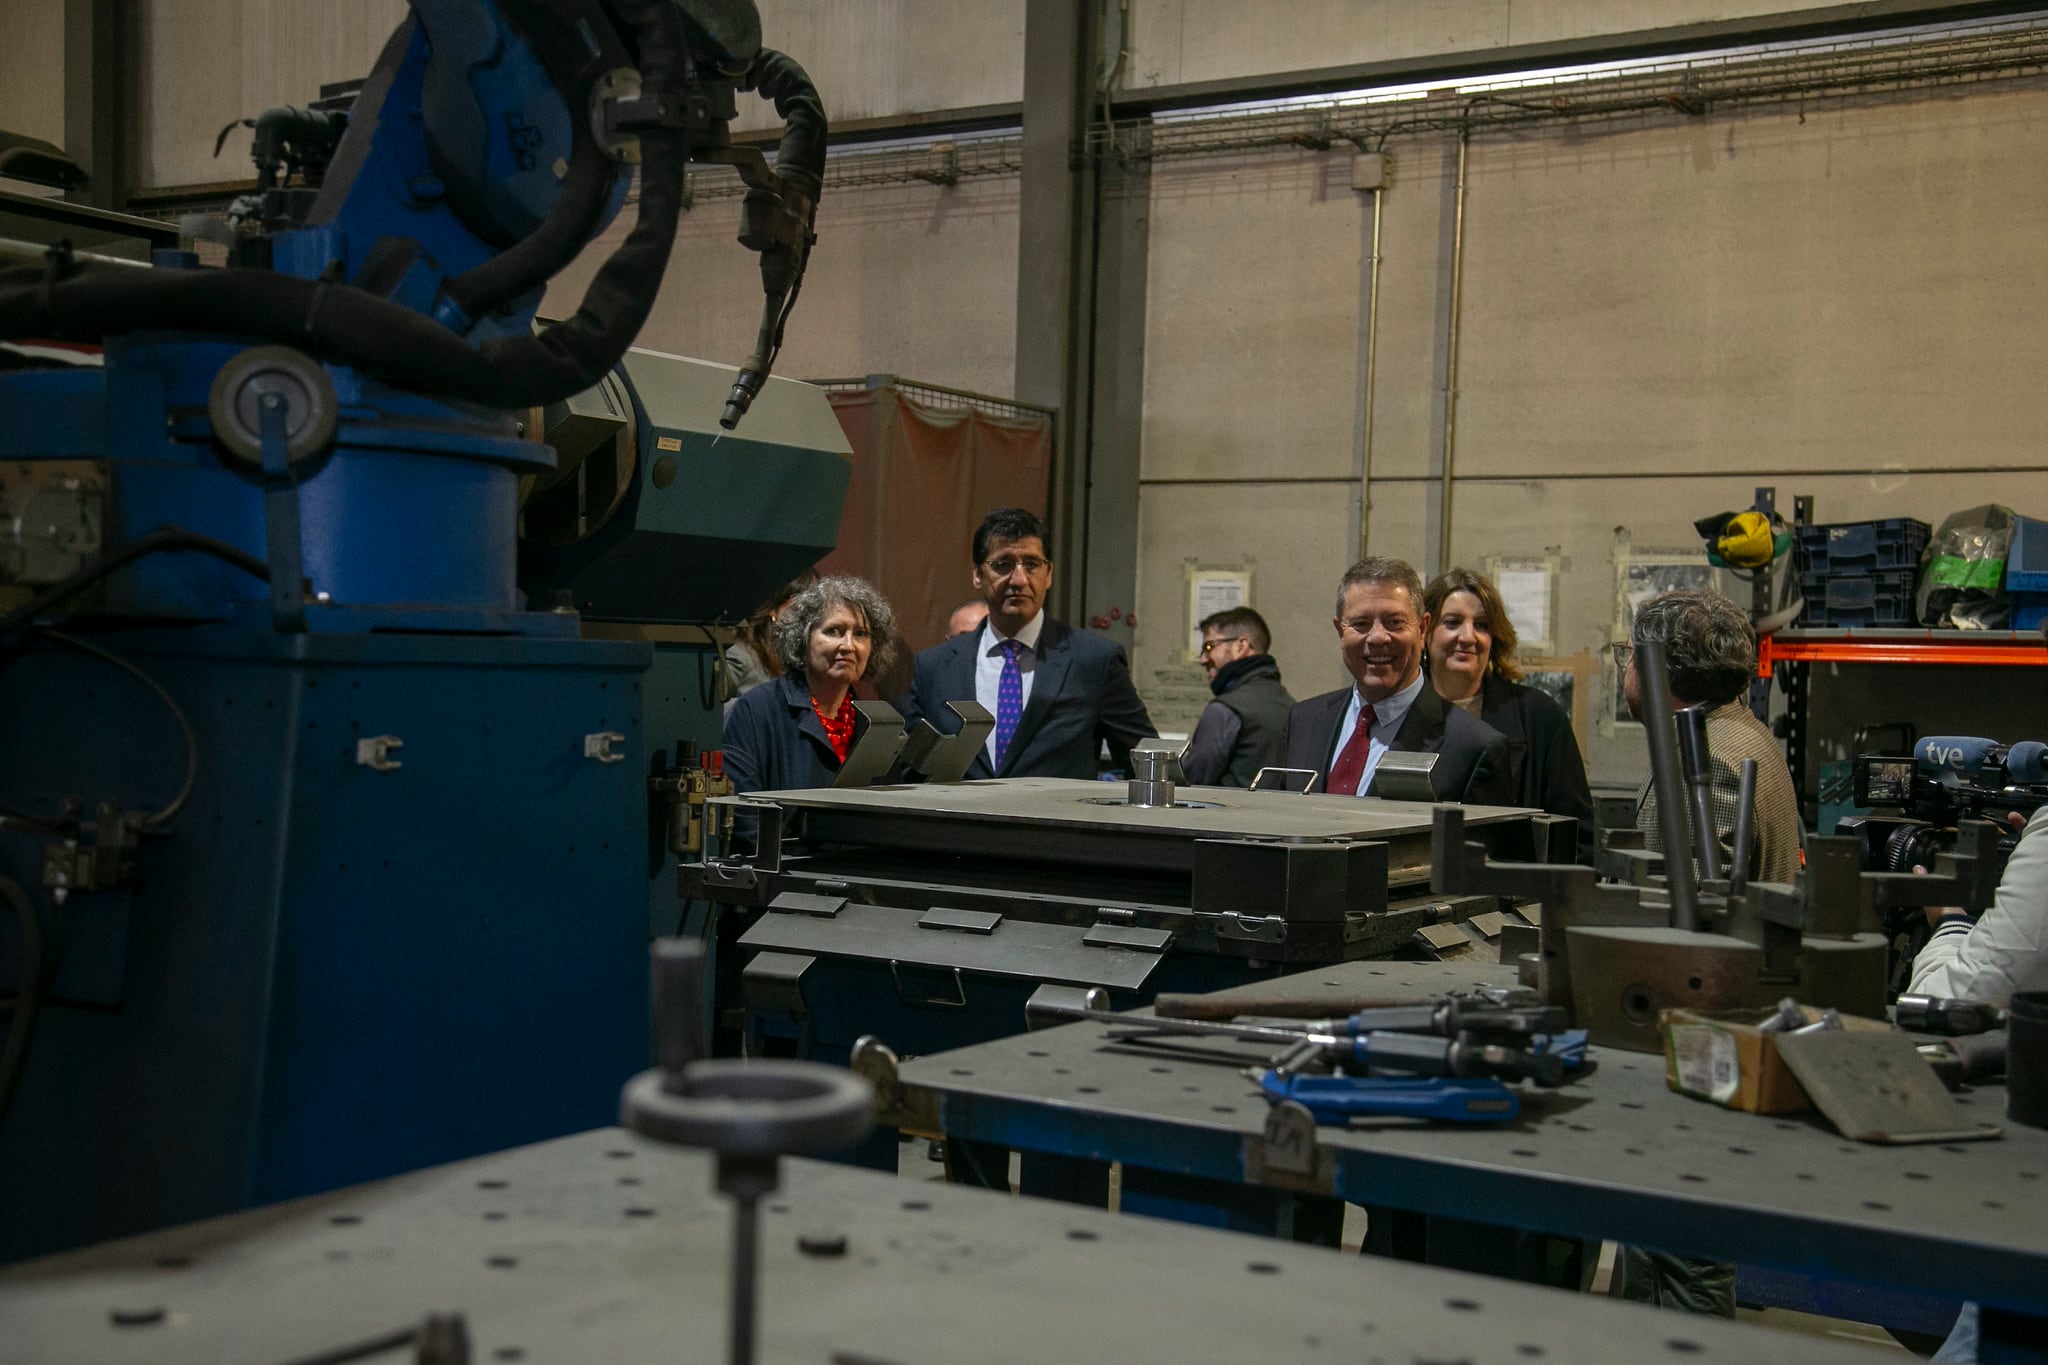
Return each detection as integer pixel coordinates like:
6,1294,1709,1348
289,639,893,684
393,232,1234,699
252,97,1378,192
1423,567,1597,864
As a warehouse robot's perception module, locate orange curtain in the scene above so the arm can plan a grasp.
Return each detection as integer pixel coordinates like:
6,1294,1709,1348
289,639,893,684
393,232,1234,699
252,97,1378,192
817,386,1054,700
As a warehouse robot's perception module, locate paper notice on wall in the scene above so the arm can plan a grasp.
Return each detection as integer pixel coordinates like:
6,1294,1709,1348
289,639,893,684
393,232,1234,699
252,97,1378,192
1186,569,1252,659
1496,569,1551,652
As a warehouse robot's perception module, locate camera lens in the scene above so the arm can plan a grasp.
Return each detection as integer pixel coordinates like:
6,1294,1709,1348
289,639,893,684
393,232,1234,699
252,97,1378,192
1882,823,1952,873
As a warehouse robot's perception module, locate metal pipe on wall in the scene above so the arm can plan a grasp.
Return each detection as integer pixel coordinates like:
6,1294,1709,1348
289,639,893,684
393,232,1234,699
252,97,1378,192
1435,125,1469,577
1355,172,1384,560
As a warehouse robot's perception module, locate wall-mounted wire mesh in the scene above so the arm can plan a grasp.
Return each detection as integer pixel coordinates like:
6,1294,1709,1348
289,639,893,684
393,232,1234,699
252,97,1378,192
806,375,1055,428
1092,14,2048,160
686,14,2048,199
133,14,2048,218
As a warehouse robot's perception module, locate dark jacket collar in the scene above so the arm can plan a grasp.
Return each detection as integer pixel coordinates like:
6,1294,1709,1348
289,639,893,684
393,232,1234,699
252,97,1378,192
773,671,864,762
1210,653,1280,697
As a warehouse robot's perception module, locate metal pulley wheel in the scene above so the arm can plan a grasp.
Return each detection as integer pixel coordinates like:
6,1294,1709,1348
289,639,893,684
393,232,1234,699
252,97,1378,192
207,345,338,469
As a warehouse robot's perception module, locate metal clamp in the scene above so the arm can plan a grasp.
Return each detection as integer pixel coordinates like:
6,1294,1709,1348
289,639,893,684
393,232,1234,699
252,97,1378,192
355,735,403,772
1217,911,1287,944
888,960,968,1009
583,730,626,763
1249,767,1321,794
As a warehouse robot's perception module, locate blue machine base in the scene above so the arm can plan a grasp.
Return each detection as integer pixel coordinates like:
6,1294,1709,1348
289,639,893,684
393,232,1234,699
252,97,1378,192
0,624,655,1262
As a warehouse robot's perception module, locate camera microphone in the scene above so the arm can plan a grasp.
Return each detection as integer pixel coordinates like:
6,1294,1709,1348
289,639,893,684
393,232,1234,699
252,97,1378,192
1917,735,2048,784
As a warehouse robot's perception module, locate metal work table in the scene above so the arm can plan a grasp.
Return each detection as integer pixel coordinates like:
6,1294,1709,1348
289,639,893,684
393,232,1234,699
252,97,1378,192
888,959,2048,1353
698,782,1547,1079
0,1126,1907,1365
744,777,1534,876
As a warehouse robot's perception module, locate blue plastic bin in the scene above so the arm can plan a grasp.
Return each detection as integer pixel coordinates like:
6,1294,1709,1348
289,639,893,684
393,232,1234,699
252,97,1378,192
2007,514,2048,630
1798,569,1917,628
1796,518,1931,576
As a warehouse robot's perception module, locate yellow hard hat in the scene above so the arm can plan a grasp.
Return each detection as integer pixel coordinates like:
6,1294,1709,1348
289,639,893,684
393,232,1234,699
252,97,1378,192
1716,510,1778,569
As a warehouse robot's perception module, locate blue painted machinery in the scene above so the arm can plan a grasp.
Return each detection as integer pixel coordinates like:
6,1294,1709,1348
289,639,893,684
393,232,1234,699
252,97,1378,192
0,0,846,1261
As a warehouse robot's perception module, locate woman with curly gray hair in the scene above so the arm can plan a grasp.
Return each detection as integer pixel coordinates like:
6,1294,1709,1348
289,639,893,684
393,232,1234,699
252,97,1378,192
722,575,899,797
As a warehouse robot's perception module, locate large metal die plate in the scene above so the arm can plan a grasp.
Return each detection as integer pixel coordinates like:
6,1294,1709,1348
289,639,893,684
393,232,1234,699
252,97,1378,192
0,1127,1904,1365
740,899,1169,992
893,959,2048,1320
752,777,1538,877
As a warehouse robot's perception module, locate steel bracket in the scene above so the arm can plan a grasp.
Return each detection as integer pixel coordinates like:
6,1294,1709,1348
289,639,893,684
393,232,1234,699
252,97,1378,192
1216,911,1286,944
1242,1099,1335,1194
851,1034,938,1132
355,735,404,772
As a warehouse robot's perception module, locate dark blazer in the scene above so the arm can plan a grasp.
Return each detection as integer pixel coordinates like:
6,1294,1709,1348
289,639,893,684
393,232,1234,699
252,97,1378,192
1474,673,1597,864
898,614,1157,780
721,672,869,796
1281,678,1513,804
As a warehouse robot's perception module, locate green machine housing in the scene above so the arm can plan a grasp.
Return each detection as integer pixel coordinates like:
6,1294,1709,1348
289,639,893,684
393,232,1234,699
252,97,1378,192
520,349,852,930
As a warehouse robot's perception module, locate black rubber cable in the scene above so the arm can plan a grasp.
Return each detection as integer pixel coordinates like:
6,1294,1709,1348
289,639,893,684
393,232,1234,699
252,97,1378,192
0,874,48,1136
0,527,269,641
37,630,199,831
0,6,694,411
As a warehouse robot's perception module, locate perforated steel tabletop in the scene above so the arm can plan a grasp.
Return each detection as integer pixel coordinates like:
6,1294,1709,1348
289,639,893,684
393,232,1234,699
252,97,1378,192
896,959,2048,1319
0,1126,1905,1364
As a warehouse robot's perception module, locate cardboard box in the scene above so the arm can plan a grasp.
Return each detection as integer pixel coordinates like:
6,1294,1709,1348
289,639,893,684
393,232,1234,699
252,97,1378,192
1660,1005,1891,1113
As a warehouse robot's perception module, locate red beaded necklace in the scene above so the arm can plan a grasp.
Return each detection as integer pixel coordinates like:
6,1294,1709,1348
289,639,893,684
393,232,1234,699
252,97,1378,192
811,691,857,762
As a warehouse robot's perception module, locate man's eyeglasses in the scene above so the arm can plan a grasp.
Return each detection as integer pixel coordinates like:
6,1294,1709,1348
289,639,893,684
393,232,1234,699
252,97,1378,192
984,554,1050,578
1198,636,1246,658
1606,642,1635,666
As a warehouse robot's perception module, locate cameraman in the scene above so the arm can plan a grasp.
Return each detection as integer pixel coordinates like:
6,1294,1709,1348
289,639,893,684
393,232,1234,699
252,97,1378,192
1909,806,2048,1003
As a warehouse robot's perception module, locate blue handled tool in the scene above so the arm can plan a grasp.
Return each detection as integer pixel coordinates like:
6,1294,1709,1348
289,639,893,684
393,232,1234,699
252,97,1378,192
1253,1071,1523,1124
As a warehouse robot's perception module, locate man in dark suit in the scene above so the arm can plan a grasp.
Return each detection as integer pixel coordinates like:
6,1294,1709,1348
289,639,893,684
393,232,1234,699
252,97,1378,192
1283,556,1513,803
900,508,1156,779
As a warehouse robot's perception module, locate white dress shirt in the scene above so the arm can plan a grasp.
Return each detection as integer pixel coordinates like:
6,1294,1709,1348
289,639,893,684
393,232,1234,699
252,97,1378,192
1330,670,1425,796
975,612,1045,766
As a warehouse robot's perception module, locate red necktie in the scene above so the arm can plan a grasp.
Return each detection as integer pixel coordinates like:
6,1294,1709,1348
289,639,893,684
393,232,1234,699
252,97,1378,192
1326,702,1378,796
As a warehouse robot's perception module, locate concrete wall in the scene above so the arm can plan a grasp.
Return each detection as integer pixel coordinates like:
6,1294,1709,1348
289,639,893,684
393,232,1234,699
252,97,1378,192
0,0,66,154
1128,80,2048,786
132,1,1023,190
138,0,409,189
1122,0,2005,90
543,174,1020,400
738,0,1024,133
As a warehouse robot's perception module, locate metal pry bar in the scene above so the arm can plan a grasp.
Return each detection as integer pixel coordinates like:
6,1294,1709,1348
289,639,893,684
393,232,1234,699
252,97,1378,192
1676,704,1724,882
1729,757,1758,894
1635,639,1701,931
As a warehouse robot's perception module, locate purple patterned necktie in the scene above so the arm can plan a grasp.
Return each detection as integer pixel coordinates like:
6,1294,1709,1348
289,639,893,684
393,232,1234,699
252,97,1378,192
994,638,1023,770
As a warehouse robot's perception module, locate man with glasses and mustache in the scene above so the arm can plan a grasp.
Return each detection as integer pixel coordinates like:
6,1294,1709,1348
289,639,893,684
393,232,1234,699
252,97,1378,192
900,508,1157,779
1282,556,1512,803
1183,607,1295,787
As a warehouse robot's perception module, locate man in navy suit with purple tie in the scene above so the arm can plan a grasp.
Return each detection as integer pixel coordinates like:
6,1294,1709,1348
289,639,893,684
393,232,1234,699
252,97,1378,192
899,508,1156,780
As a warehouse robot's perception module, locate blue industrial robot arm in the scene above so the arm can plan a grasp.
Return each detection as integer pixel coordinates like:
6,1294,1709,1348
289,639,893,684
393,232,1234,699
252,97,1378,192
0,0,824,422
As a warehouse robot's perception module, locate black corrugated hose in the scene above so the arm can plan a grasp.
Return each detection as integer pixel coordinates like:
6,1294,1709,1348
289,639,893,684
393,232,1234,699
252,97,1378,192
0,3,693,410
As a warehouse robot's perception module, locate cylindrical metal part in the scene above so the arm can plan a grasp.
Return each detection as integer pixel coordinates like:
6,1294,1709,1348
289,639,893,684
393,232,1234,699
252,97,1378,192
1128,747,1175,808
651,938,706,1085
729,1194,759,1365
1729,758,1758,893
1127,777,1174,807
2006,991,2048,1130
1635,641,1700,931
1675,705,1723,883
